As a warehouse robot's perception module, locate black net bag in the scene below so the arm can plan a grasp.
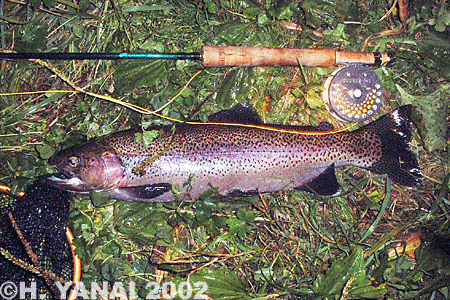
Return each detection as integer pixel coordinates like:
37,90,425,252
0,178,78,300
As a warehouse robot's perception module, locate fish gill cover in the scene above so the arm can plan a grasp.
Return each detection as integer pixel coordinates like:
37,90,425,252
0,0,449,299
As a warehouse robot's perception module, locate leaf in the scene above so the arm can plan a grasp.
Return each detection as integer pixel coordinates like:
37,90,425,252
89,190,113,207
314,247,387,298
134,130,159,148
29,0,42,10
43,0,56,8
258,13,270,25
142,130,160,147
5,92,67,127
415,234,450,294
190,267,252,299
276,6,293,20
313,247,365,296
396,84,449,151
435,20,446,32
0,15,29,25
122,5,174,12
226,216,246,236
72,23,85,38
192,202,213,223
114,202,172,245
36,144,55,159
55,0,79,9
96,257,132,282
443,13,450,26
13,21,48,52
115,60,168,95
348,282,387,299
215,22,252,45
359,177,391,242
215,68,255,108
322,23,347,43
305,85,324,109
416,31,450,81
203,0,218,14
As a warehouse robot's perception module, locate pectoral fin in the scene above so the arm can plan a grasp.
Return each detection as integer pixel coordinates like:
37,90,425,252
110,183,172,202
226,189,260,197
296,165,341,197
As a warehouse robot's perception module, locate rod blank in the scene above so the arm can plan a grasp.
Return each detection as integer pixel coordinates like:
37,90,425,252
0,52,202,61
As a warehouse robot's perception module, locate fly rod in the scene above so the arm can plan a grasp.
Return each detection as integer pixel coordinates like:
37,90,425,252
0,46,392,67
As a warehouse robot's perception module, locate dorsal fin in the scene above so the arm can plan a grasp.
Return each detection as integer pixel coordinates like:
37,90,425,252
208,102,263,125
208,103,333,132
267,122,333,132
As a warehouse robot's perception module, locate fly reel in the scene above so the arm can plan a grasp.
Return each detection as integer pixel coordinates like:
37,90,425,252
323,64,383,122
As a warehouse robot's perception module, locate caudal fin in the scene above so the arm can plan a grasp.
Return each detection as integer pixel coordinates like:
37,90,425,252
363,105,422,187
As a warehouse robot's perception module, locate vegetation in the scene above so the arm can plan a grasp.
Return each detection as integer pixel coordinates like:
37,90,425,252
1,0,449,299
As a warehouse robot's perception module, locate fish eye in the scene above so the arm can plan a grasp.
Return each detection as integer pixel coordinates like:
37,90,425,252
68,156,79,167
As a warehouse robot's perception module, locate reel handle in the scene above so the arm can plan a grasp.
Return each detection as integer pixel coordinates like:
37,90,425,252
202,46,392,68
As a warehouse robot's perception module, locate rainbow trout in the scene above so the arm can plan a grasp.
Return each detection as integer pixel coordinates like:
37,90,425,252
47,104,421,202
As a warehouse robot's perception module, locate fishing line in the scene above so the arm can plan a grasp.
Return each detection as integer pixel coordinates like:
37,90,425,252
1,89,357,135
152,70,203,113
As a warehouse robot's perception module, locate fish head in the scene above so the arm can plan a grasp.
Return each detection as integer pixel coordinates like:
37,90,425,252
47,142,125,193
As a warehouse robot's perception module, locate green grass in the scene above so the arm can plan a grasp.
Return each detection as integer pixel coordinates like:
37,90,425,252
1,0,450,299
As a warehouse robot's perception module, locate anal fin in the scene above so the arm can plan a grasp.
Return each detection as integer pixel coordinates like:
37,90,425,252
296,164,341,197
110,183,172,202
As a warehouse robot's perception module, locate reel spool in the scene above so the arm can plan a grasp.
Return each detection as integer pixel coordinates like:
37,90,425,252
323,64,383,122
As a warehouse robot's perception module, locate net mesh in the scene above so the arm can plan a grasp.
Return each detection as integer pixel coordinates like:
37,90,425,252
0,178,74,300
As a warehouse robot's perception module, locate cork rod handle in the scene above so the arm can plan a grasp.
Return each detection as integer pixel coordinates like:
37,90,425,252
202,46,391,67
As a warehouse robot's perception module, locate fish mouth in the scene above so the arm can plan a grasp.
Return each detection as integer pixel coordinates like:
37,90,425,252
46,173,90,194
